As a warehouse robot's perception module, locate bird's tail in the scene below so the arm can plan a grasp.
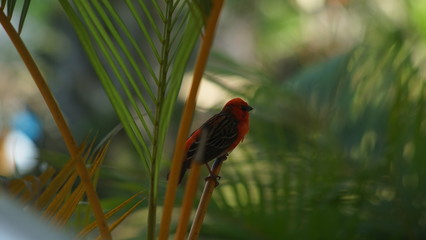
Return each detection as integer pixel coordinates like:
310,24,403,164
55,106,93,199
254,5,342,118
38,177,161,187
178,163,188,184
167,160,190,184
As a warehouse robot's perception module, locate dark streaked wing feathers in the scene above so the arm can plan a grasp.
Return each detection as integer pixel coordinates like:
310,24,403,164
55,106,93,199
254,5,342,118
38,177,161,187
186,112,238,165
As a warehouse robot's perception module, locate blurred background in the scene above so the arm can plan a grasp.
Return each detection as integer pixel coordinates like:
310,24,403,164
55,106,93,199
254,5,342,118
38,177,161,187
1,0,426,239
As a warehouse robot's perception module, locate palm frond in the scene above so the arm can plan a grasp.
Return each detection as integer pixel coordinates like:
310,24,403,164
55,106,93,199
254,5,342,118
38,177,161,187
0,0,31,34
60,0,207,238
17,0,30,34
3,138,140,238
60,0,204,170
77,191,144,237
1,3,111,237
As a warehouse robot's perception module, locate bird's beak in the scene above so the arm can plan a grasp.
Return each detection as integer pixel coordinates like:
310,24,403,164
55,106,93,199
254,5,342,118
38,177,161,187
243,105,253,112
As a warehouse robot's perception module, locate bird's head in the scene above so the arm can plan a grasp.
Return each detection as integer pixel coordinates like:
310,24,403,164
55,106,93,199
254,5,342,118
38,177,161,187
222,98,253,121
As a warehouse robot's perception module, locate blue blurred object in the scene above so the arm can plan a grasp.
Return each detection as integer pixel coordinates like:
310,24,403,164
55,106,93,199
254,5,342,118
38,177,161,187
0,108,42,176
11,108,42,141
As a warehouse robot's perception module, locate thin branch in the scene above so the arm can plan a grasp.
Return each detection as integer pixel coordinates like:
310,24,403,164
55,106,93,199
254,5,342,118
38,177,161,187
188,156,226,240
173,130,208,240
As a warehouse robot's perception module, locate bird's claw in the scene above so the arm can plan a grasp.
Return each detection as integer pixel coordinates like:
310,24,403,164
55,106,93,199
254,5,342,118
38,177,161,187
205,174,221,187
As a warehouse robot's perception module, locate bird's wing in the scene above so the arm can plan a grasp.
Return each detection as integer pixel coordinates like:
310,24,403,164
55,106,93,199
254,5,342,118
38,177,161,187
186,113,238,165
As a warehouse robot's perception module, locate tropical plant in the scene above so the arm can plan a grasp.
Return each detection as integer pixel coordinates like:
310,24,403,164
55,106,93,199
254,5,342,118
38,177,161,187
1,0,212,239
3,0,426,239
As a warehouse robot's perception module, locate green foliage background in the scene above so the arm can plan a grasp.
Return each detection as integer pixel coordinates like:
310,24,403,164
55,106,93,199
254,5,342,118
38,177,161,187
199,1,426,239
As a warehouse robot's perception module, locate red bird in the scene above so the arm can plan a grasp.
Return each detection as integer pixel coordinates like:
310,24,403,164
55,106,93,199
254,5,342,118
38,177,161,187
174,98,253,184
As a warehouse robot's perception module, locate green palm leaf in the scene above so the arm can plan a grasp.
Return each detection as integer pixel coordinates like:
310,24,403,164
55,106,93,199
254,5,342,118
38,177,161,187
59,0,208,238
1,0,31,34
